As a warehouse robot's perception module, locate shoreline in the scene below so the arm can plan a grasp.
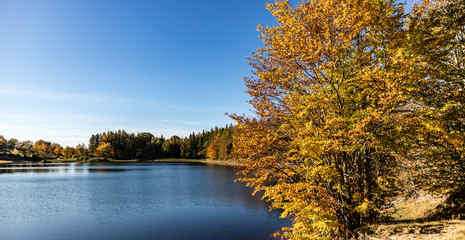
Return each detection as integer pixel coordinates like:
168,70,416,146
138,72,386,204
124,159,241,167
0,158,241,167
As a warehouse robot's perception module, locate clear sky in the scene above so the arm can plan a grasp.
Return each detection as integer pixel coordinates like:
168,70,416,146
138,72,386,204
0,0,414,147
0,0,277,146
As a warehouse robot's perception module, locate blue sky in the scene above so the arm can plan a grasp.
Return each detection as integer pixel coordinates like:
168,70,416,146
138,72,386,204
0,0,414,147
0,0,277,146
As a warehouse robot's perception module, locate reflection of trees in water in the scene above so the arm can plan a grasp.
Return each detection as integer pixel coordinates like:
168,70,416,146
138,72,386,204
0,164,66,174
0,163,283,217
0,162,290,239
205,165,278,212
0,163,147,175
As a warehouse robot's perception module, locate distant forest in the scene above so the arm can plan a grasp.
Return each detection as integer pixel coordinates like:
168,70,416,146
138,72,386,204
0,124,235,161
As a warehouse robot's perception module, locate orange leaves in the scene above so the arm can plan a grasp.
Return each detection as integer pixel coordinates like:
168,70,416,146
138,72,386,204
206,140,219,160
234,0,464,238
232,0,415,238
32,140,52,157
262,181,341,239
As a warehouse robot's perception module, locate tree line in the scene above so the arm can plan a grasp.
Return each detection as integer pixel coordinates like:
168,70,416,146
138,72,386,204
0,125,234,160
231,0,465,239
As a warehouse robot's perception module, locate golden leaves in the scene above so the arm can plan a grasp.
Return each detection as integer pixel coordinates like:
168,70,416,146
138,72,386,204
230,0,451,239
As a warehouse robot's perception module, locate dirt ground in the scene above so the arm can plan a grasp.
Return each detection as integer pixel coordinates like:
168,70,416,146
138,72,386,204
361,193,465,240
364,220,465,239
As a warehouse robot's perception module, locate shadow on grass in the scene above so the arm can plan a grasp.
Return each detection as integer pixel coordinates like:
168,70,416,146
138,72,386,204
358,192,465,239
427,191,465,221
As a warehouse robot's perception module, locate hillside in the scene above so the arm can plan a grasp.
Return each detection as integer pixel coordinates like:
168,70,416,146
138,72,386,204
361,193,465,239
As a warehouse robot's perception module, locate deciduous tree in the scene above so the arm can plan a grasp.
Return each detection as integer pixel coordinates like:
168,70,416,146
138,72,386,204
32,140,52,158
53,144,63,156
232,0,413,238
206,139,219,159
0,135,6,153
404,0,465,193
61,146,75,158
95,142,114,158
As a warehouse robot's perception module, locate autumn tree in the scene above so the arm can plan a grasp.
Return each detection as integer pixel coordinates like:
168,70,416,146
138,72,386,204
6,138,18,152
403,0,465,193
232,0,413,238
84,128,233,160
61,146,75,158
201,125,235,160
32,140,52,159
53,144,64,156
0,135,7,153
206,139,219,159
17,140,33,156
74,143,88,156
95,142,114,158
216,126,234,160
0,137,19,154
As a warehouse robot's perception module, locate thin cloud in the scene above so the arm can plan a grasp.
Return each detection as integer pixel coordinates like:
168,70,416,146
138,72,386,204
136,99,204,113
162,119,201,126
0,86,130,103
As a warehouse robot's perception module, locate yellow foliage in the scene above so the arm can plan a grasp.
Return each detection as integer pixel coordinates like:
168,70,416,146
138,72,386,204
61,146,75,158
96,142,114,158
207,140,219,159
231,0,420,238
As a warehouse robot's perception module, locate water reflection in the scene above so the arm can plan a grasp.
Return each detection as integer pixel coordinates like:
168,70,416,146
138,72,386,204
0,162,290,240
0,162,149,174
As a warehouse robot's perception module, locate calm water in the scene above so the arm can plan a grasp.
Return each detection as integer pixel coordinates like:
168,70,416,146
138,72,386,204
0,162,290,240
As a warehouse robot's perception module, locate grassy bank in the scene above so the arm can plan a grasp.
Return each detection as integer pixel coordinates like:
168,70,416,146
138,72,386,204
361,193,465,239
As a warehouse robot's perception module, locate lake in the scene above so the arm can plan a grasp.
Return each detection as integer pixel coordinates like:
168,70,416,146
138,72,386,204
0,162,290,240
